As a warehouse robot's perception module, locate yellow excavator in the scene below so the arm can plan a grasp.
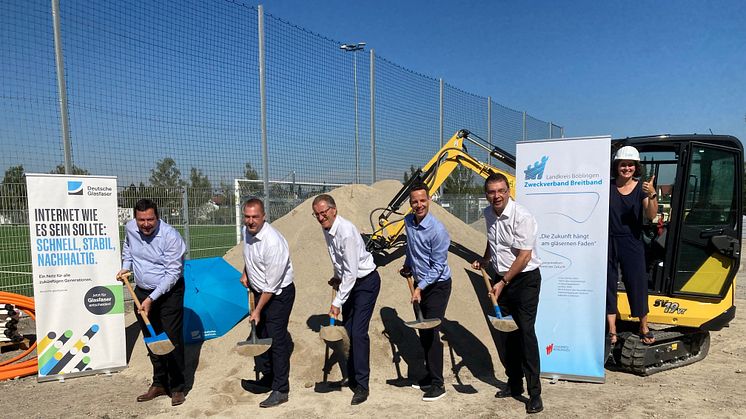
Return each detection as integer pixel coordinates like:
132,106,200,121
366,129,742,375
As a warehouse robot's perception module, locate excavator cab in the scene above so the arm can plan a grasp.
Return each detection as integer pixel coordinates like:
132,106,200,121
610,134,742,375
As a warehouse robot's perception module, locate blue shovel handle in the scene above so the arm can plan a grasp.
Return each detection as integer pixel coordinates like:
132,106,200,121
145,323,157,337
493,304,504,320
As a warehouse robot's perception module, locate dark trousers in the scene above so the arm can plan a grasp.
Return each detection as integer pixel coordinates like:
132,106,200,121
134,279,186,393
607,235,649,317
342,270,381,391
416,279,451,387
497,268,541,397
252,283,295,393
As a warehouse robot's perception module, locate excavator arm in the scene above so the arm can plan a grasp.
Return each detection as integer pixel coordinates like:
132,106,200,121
366,129,517,253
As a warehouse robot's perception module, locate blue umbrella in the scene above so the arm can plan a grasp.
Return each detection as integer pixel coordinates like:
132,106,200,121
183,257,247,343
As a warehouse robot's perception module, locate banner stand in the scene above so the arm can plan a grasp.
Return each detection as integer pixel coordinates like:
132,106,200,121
516,136,611,383
26,174,127,381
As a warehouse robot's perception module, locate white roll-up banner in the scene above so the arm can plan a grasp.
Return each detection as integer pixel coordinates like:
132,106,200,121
516,136,610,383
26,174,126,381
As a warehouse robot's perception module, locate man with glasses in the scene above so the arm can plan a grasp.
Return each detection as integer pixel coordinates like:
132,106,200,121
472,172,544,414
312,194,380,405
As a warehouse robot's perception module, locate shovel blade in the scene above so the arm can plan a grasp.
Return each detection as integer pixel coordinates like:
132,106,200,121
319,325,348,343
488,315,519,332
236,338,273,357
404,318,441,330
144,334,175,355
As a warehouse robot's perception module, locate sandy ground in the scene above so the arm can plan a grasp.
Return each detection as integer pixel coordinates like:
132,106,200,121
2,182,745,418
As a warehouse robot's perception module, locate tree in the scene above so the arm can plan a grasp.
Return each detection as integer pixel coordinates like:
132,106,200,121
50,164,90,175
243,162,263,196
2,165,25,185
402,165,418,184
444,165,477,195
149,157,185,188
147,158,186,222
244,162,259,180
189,168,211,189
0,165,27,223
188,168,212,205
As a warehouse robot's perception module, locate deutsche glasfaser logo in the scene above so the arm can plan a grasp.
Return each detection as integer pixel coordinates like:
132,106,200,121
67,181,83,195
524,156,549,180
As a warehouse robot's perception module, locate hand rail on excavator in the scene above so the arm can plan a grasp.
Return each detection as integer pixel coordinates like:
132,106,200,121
365,129,517,254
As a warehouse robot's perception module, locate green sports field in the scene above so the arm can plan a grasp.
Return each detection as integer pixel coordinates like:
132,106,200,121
0,224,237,296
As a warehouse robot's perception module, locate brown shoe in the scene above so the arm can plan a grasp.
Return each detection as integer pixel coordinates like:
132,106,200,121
137,386,168,402
171,391,186,406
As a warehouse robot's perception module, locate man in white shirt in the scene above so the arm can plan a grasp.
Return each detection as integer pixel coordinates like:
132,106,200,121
312,194,380,406
472,173,544,414
239,198,295,408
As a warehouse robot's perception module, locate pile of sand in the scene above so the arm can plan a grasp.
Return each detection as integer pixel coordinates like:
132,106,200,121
125,180,508,416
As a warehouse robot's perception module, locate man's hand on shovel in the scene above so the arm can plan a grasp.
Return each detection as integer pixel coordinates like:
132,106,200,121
249,308,261,326
411,287,422,304
115,271,153,317
491,280,506,302
329,304,340,318
115,269,130,282
140,297,153,317
471,257,489,271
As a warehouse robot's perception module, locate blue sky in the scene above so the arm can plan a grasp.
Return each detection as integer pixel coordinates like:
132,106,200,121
260,0,746,141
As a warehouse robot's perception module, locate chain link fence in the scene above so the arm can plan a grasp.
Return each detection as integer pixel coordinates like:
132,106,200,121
1,0,563,295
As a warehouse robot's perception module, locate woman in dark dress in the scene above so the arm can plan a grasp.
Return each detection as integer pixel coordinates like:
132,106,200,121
607,146,659,345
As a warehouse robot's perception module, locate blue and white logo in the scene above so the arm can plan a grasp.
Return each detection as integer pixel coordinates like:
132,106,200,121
67,181,83,195
524,156,549,180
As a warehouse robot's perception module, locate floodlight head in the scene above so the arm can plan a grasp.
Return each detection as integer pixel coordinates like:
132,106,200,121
340,42,366,52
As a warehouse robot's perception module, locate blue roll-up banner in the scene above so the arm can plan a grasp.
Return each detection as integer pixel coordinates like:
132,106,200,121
516,136,610,383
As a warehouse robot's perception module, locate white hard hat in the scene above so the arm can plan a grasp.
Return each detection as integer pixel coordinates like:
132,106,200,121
614,146,640,161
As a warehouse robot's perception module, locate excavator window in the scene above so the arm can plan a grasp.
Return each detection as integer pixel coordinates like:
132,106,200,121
638,151,678,292
672,145,739,298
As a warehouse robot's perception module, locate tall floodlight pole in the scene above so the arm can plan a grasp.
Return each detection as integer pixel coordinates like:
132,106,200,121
341,42,366,184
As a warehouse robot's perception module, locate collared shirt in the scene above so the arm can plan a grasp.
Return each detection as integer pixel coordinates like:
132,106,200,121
242,222,294,294
121,219,186,301
484,198,542,275
322,215,376,308
404,212,452,290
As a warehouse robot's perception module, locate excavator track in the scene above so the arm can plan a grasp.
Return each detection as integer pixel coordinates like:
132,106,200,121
614,328,710,376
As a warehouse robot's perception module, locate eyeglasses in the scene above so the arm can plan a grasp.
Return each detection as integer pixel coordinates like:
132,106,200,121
487,188,509,195
312,207,334,218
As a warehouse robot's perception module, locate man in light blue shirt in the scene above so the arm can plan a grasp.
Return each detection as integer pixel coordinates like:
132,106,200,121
400,181,451,402
117,199,187,407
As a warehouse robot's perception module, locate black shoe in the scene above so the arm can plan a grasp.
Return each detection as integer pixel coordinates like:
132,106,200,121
422,385,446,402
351,388,369,405
495,386,524,399
526,395,544,414
259,390,289,408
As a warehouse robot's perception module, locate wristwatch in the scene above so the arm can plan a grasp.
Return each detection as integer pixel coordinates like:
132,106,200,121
649,193,658,200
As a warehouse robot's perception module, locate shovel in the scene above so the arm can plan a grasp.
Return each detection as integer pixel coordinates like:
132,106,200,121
480,268,518,332
119,272,176,355
404,276,441,330
319,288,350,344
236,289,272,357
